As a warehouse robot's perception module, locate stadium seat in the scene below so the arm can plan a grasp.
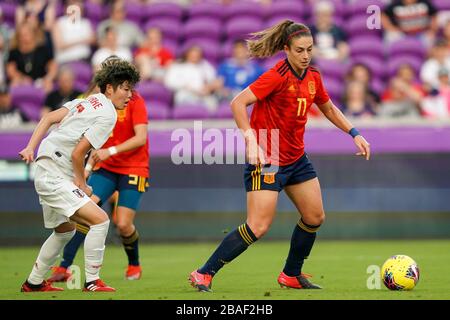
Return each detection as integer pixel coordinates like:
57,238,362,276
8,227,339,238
178,39,222,65
124,2,144,27
64,61,93,91
265,14,308,28
214,102,233,119
225,17,263,42
387,37,427,60
351,55,386,79
143,18,182,43
84,1,106,26
314,58,348,80
146,101,171,120
182,18,222,42
345,0,385,16
144,2,184,21
0,2,16,28
265,1,307,21
387,55,423,78
349,36,385,60
10,85,46,122
431,0,450,11
187,2,225,21
344,14,382,37
172,104,212,119
320,76,344,104
225,2,265,22
135,81,173,106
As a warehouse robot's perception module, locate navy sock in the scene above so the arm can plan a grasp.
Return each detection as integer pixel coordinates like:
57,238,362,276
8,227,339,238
121,229,140,266
283,219,320,277
60,225,88,269
198,223,258,276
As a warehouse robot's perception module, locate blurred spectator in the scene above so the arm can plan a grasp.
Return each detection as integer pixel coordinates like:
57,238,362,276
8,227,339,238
380,63,425,118
52,0,95,64
345,63,380,107
420,39,450,92
91,26,132,71
0,7,12,61
97,0,144,49
6,23,57,93
421,68,450,118
217,40,264,102
15,0,56,51
41,66,82,117
341,81,377,118
382,0,438,47
134,27,174,82
310,1,349,61
0,85,29,129
165,46,221,112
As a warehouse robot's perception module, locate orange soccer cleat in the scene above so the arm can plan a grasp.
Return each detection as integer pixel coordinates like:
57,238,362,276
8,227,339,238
125,265,142,280
47,266,72,283
83,279,116,292
21,280,64,292
189,270,213,292
277,271,322,289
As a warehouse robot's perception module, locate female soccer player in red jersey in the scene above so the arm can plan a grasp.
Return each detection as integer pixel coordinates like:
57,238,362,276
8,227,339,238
189,20,370,292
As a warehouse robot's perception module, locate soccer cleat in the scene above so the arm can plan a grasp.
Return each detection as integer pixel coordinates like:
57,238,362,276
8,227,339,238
47,266,72,283
277,271,322,289
125,265,142,280
21,280,64,292
189,270,213,292
83,279,116,292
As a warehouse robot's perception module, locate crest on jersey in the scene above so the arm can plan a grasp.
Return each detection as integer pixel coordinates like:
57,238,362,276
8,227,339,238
263,173,276,184
72,188,85,198
117,107,127,122
308,81,316,95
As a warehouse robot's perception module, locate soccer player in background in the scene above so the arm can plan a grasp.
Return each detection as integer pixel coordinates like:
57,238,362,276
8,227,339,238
18,59,140,292
48,61,149,282
189,20,371,292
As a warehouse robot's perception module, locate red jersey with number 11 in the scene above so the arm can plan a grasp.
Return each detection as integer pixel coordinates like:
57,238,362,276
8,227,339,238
249,59,330,166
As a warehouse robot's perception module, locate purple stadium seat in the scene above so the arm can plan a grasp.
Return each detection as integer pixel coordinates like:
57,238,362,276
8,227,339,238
314,58,348,80
147,101,171,120
135,81,173,106
124,2,144,26
387,37,427,60
183,18,222,41
266,1,306,20
187,2,225,21
345,0,385,16
0,2,16,27
265,14,307,28
64,61,93,89
321,76,344,103
351,56,386,79
225,17,263,42
225,2,265,21
261,52,286,71
84,1,106,25
371,77,386,96
387,55,423,77
432,0,450,10
143,18,182,42
172,104,212,119
349,36,384,59
179,39,221,65
344,14,382,37
10,85,46,121
144,2,184,21
214,102,233,119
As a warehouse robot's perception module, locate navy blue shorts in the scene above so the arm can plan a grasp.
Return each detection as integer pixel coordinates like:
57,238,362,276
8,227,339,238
88,168,149,211
244,153,317,192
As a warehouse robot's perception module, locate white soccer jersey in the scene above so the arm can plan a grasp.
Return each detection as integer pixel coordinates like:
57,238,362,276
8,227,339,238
37,93,117,177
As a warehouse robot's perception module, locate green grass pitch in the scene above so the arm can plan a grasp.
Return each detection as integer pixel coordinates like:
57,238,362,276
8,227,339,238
0,240,449,300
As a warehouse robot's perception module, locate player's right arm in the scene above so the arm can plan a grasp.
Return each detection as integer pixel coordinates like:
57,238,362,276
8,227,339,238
19,107,69,164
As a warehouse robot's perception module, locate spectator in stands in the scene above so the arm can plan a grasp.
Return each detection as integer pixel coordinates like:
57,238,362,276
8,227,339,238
52,0,95,64
382,0,438,47
345,63,380,108
91,26,132,71
380,63,424,118
0,84,29,129
41,66,82,117
15,0,56,51
134,27,174,82
341,81,377,118
164,45,221,112
6,23,57,93
421,67,450,118
217,40,264,103
97,0,144,50
310,1,349,62
420,39,450,92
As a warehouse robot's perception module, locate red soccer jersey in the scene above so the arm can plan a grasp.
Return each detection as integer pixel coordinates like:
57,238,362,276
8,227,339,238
98,91,149,177
249,59,330,166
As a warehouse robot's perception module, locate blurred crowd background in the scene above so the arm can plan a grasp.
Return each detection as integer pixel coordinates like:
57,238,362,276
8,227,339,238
0,0,450,128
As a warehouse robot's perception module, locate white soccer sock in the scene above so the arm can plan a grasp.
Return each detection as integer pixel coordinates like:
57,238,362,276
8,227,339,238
84,220,110,283
27,230,76,285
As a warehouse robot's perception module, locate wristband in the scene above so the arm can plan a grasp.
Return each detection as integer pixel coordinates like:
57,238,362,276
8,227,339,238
85,163,92,172
108,146,118,156
349,128,360,138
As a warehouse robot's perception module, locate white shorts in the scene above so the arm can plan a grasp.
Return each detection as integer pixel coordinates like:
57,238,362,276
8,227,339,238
34,158,92,229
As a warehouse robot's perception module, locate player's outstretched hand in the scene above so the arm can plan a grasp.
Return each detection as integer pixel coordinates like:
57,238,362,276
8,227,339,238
92,148,111,162
354,135,370,160
19,147,34,164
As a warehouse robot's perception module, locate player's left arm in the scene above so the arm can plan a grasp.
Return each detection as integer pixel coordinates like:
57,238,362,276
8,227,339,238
317,99,371,160
92,123,148,162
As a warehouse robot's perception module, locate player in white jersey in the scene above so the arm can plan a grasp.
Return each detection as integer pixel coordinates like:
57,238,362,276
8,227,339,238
18,59,140,292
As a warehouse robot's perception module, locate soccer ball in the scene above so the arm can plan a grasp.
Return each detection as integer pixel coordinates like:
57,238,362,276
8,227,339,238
381,255,420,290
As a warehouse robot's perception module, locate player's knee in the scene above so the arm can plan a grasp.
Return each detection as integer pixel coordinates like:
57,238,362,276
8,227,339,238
303,211,325,227
247,221,271,238
116,221,133,235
